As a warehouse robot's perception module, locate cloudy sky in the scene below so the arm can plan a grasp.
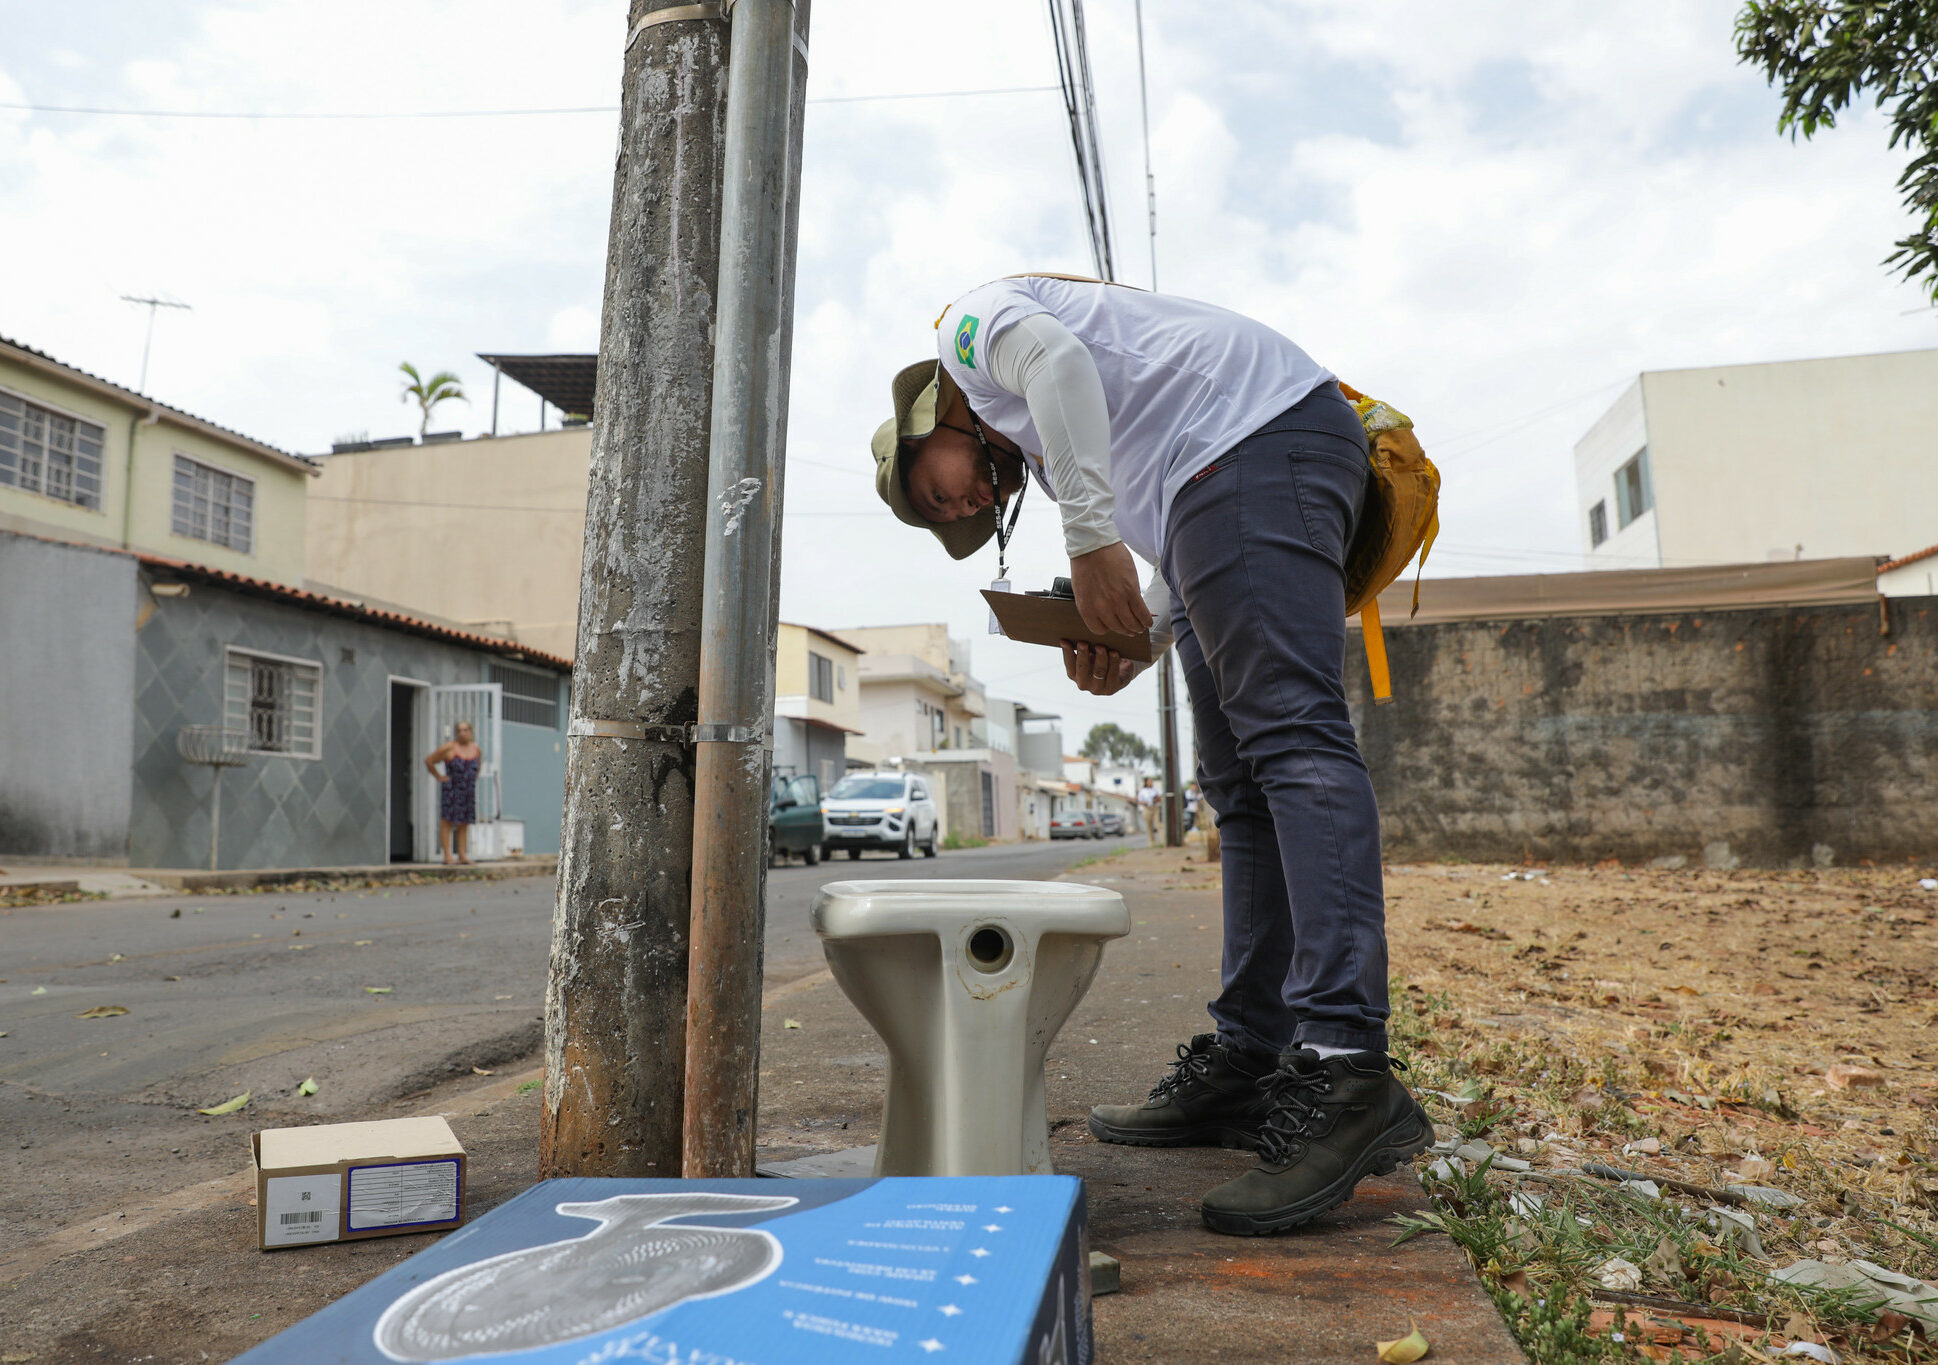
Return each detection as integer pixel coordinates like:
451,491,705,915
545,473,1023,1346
3,0,1932,760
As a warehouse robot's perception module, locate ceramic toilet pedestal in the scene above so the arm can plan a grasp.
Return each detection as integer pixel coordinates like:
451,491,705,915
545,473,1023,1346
810,878,1130,1177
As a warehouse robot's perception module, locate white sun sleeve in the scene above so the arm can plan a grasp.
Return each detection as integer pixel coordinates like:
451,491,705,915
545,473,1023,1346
985,310,1173,666
985,311,1121,561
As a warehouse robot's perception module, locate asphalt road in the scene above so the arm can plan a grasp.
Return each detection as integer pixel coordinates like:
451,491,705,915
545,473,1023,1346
0,834,1139,1247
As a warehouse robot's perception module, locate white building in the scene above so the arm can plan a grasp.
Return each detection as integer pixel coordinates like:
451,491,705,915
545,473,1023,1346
1573,348,1938,593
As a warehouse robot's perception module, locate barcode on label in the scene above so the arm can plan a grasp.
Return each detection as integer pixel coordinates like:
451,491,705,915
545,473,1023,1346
280,1211,324,1225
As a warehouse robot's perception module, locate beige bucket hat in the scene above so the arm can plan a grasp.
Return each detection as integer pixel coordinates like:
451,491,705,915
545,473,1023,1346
871,359,998,561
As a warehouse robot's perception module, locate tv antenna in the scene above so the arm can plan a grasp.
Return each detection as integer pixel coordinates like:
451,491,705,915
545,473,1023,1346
120,292,192,392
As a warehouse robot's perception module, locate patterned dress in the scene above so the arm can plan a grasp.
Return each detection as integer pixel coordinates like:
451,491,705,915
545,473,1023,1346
440,752,480,825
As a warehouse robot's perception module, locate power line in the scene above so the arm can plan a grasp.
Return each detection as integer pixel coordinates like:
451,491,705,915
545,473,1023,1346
1046,0,1115,280
0,86,1059,121
1133,0,1158,290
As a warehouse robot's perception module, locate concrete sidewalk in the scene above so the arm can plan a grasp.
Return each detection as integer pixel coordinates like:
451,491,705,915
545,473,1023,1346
0,854,559,900
0,845,1521,1363
758,845,1523,1363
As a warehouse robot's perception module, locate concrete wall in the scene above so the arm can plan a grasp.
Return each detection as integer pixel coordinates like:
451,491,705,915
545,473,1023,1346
838,623,953,673
305,428,593,661
499,679,568,857
773,716,848,793
0,535,136,859
1647,352,1938,570
906,750,1017,842
130,568,566,869
1575,350,1938,573
1347,598,1938,866
774,622,862,736
1018,725,1065,780
0,352,311,584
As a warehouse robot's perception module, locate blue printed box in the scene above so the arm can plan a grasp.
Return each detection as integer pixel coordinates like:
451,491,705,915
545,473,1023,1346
234,1175,1091,1364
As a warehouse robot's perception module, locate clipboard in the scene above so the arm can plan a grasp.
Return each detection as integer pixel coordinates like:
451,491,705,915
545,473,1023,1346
981,589,1156,663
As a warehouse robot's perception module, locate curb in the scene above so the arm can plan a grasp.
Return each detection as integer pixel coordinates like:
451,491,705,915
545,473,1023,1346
0,856,558,899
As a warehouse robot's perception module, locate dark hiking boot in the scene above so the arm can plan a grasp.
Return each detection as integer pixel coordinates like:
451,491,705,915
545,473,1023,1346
1087,1033,1278,1149
1199,1049,1433,1236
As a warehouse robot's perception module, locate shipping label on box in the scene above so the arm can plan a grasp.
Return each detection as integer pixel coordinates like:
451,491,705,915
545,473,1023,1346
234,1175,1091,1364
253,1117,466,1251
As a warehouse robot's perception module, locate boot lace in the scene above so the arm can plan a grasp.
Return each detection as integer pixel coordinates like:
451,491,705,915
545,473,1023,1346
1147,1040,1215,1102
1253,1067,1334,1166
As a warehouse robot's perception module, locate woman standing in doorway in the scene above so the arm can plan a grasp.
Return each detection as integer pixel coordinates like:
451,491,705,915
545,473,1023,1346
425,720,482,865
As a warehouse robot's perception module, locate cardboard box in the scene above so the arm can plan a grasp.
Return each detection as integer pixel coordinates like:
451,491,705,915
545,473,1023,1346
233,1175,1091,1363
252,1116,465,1251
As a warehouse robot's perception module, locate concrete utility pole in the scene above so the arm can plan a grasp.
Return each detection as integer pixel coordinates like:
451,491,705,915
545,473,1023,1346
540,0,734,1179
683,0,809,1179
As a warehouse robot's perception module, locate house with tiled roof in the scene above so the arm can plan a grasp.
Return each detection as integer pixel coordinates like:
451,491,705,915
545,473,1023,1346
0,336,571,869
0,334,318,585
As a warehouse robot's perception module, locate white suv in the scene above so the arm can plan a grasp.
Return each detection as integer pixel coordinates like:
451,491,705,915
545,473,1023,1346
822,771,939,859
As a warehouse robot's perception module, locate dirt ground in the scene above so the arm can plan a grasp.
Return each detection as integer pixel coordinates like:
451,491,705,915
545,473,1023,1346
1162,835,1938,1361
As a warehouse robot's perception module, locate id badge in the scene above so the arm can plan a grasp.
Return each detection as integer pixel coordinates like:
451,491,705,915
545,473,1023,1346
987,578,1012,634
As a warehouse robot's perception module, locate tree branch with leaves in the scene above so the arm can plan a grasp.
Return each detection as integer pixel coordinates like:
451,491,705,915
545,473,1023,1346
1080,722,1158,771
399,362,469,439
1736,0,1938,301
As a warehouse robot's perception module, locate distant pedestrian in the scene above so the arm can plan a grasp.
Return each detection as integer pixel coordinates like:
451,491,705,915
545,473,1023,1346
426,721,482,865
1138,779,1162,843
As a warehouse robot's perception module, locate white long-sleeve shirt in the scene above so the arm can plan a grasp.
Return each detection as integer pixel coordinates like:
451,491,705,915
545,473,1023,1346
937,275,1333,565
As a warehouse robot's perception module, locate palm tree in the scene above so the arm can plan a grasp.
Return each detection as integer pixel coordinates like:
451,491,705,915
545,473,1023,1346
399,362,468,439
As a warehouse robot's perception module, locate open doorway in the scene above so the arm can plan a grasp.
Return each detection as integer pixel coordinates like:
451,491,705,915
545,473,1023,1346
388,679,424,862
389,681,415,862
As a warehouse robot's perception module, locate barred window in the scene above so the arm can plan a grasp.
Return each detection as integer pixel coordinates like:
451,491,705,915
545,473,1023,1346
809,651,835,704
0,389,106,510
224,648,321,757
490,661,560,728
1588,500,1608,548
172,454,254,553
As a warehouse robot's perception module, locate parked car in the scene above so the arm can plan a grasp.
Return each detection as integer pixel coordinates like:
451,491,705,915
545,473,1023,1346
1098,810,1127,837
821,771,939,859
1050,810,1098,840
769,773,827,865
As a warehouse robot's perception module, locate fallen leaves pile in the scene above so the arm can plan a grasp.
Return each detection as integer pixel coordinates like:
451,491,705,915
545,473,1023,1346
0,884,108,908
1378,858,1938,1363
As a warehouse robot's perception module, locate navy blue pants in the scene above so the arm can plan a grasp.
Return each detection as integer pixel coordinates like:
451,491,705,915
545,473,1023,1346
1161,382,1390,1056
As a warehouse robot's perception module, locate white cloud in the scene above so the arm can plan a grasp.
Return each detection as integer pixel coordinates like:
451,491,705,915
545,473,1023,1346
2,0,1932,756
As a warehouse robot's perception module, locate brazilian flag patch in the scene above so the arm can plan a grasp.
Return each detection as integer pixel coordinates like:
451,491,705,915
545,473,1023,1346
954,314,980,369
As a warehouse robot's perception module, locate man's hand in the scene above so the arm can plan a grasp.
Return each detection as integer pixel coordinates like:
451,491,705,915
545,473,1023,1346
1062,640,1135,696
1069,540,1153,637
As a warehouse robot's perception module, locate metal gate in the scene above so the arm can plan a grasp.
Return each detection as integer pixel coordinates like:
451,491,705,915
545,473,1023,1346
416,683,503,863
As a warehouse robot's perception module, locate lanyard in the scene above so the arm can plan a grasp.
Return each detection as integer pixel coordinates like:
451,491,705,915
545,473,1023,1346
989,450,1027,580
947,413,1028,581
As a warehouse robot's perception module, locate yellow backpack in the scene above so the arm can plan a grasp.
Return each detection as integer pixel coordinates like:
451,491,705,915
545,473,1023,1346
1337,383,1440,704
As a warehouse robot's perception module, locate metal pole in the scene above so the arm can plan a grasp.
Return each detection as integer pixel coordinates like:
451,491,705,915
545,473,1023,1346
1134,0,1158,291
682,0,803,1179
490,366,501,437
208,765,222,872
1157,657,1184,846
540,0,734,1180
1131,0,1184,846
